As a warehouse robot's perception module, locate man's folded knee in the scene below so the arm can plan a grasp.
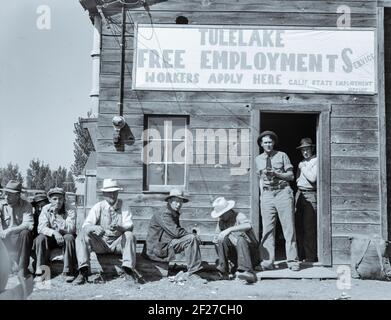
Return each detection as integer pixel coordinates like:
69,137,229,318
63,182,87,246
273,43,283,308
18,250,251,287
20,229,33,239
123,231,135,241
63,234,75,242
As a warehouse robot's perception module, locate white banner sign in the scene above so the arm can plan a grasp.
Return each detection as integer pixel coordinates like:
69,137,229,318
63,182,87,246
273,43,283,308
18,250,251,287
133,25,376,94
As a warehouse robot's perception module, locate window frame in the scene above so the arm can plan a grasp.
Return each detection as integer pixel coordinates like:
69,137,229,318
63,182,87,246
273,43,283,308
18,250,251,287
143,114,190,193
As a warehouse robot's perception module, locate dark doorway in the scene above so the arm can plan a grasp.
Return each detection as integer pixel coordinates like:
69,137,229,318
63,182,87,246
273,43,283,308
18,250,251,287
259,112,317,261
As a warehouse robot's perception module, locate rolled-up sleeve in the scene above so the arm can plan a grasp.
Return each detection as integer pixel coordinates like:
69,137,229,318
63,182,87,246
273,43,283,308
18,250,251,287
82,203,100,229
38,207,55,237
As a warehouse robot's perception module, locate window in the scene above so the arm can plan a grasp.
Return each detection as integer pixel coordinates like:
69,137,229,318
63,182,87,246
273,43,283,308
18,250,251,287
143,115,189,192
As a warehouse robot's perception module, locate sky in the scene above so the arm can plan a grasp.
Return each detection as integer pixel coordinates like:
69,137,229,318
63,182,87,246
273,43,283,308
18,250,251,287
0,0,93,176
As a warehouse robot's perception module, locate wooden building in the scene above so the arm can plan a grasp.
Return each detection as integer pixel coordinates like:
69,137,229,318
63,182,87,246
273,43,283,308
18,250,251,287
79,0,391,266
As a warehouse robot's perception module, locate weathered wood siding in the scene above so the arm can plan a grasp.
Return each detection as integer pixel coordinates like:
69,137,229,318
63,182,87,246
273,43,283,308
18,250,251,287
96,0,380,264
385,9,391,244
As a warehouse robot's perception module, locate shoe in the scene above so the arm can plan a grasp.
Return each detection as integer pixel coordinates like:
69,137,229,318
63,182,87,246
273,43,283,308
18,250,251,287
236,271,257,284
259,261,275,271
63,272,76,283
122,267,137,284
34,273,45,282
217,271,230,280
288,262,300,271
74,272,88,285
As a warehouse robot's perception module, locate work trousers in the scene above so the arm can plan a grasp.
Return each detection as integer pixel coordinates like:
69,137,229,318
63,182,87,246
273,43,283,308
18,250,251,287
169,234,202,275
76,230,137,270
215,234,258,274
3,230,33,277
260,187,298,267
296,190,317,262
34,234,77,274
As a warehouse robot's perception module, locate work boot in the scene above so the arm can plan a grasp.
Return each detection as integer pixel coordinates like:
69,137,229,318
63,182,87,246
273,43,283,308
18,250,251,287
236,271,257,284
74,267,88,285
62,272,76,283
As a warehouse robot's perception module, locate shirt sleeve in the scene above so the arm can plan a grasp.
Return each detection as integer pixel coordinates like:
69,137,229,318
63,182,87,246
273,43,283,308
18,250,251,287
20,202,34,231
121,210,134,231
37,207,55,237
160,213,189,239
62,208,76,235
236,212,251,225
301,158,317,183
82,203,100,229
282,152,293,171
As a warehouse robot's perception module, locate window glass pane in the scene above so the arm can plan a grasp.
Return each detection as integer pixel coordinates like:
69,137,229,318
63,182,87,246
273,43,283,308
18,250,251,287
148,117,165,138
167,164,185,185
172,140,186,163
148,164,165,186
146,139,164,163
166,118,186,134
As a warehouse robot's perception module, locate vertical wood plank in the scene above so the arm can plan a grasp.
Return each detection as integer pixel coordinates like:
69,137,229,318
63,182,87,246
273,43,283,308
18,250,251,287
377,7,388,239
251,108,260,241
319,109,332,266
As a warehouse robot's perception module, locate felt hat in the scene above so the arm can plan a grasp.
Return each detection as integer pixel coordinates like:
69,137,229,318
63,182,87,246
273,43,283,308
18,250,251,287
211,197,235,219
165,189,189,203
257,130,278,147
3,180,22,194
296,137,315,149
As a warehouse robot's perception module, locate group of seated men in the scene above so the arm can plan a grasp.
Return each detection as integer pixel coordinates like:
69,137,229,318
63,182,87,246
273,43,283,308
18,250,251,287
0,178,261,286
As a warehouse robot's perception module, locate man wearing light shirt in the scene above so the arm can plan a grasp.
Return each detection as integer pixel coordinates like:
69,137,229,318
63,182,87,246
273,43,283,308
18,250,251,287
0,180,34,278
35,187,77,282
295,138,318,262
74,179,137,285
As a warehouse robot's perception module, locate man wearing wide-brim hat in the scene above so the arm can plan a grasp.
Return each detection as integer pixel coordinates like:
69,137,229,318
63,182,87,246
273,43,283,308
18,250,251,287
75,179,140,285
295,138,318,262
211,197,259,284
255,131,300,271
0,180,34,277
144,189,203,280
35,187,77,283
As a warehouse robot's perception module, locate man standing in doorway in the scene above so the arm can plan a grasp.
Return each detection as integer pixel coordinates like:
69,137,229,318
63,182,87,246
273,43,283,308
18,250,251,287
295,138,317,262
255,131,300,271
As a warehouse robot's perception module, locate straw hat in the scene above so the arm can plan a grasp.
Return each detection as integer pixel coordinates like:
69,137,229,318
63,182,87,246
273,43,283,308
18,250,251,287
100,179,123,192
211,197,235,219
165,189,189,203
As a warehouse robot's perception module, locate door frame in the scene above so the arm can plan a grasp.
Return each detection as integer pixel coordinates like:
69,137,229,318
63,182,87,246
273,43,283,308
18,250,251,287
250,103,332,266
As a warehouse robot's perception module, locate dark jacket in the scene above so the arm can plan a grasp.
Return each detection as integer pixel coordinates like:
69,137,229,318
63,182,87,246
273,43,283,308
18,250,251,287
144,205,189,262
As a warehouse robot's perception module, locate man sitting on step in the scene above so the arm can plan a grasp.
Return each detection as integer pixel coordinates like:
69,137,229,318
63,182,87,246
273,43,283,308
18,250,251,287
74,179,139,285
144,189,203,281
211,197,259,284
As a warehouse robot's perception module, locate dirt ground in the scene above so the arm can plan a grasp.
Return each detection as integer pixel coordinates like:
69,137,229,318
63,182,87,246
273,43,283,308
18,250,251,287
6,272,391,300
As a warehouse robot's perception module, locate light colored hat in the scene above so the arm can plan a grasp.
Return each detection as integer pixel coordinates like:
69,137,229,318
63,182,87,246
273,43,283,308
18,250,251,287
165,189,189,203
3,180,22,193
100,179,123,192
47,187,65,198
211,197,235,219
296,137,315,149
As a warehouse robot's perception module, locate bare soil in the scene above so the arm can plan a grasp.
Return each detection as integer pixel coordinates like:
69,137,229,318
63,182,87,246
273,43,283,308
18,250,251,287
6,273,391,300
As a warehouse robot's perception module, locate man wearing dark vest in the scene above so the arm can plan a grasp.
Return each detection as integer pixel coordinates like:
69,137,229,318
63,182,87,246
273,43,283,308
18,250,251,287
211,197,259,283
295,138,318,262
255,131,300,271
0,180,34,277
